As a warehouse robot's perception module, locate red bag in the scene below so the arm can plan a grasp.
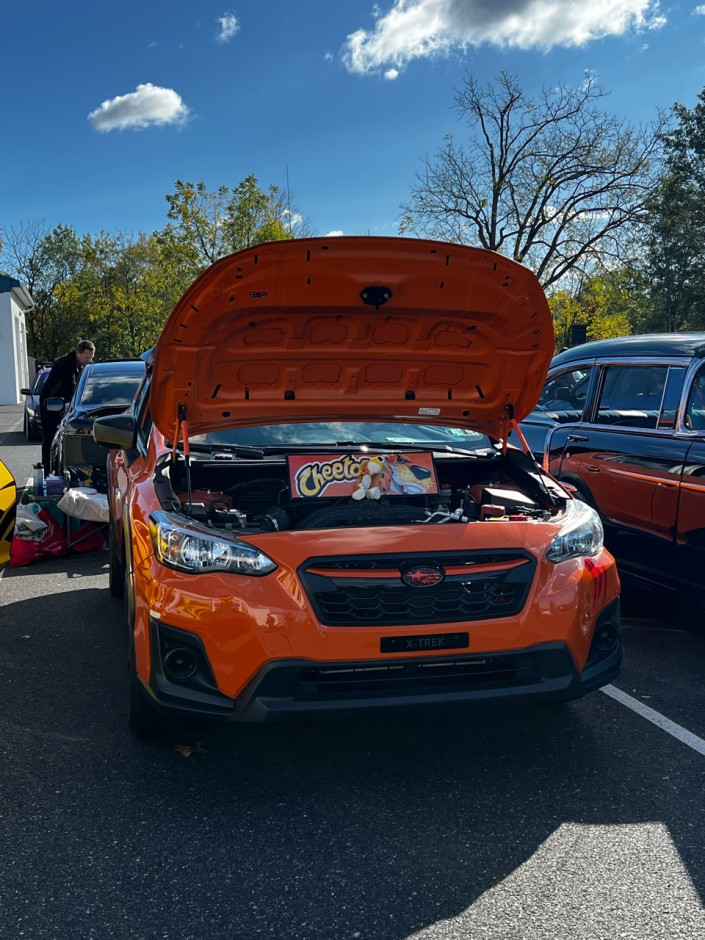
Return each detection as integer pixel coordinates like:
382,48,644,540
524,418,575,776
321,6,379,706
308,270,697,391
69,522,107,553
9,507,68,567
9,536,42,567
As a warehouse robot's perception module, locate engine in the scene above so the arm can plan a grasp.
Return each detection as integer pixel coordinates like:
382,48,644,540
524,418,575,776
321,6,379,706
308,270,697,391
160,448,566,534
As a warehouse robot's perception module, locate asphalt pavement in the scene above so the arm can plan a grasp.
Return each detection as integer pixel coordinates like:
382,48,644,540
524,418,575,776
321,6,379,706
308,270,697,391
2,400,705,938
1,551,705,940
0,401,35,492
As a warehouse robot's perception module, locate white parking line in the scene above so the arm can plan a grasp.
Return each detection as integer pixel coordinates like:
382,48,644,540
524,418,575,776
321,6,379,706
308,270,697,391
601,684,705,756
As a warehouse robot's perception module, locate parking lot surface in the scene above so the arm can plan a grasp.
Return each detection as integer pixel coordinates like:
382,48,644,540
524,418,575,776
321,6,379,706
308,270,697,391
1,545,704,940
2,406,705,938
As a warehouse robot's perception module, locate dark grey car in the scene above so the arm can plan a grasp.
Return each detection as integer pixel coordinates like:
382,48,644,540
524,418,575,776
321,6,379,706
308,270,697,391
20,365,51,441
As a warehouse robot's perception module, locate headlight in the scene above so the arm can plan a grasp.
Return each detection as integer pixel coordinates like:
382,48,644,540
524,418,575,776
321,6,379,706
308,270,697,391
546,498,603,563
149,511,277,575
26,406,36,417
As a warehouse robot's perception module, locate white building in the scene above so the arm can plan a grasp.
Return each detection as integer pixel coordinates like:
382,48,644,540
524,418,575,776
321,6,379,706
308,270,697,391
0,275,33,405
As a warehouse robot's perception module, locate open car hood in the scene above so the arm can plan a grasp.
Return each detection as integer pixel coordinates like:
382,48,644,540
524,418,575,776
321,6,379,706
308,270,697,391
151,237,554,442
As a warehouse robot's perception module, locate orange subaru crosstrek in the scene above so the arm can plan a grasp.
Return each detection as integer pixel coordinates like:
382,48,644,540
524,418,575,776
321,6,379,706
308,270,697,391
93,236,621,738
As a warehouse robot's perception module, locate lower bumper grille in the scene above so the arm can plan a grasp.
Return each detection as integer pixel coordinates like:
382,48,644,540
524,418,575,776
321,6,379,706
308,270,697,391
298,655,535,698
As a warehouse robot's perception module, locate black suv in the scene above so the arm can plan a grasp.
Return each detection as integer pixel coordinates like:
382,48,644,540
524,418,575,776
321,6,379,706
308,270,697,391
519,333,705,603
48,359,146,487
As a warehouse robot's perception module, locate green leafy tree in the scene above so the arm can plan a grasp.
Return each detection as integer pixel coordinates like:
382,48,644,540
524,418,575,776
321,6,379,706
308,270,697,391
0,222,88,361
78,232,175,358
549,268,646,351
400,71,667,288
548,289,586,352
2,173,312,361
642,89,705,332
158,175,310,280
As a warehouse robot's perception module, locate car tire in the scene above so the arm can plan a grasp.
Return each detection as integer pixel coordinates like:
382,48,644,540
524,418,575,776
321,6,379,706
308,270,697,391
667,591,705,638
128,653,162,740
562,478,599,512
128,655,163,741
24,413,38,441
108,521,124,598
125,565,162,740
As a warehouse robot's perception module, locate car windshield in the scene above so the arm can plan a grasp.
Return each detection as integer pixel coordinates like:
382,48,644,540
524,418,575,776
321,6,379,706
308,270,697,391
534,368,591,413
33,371,49,394
80,369,144,407
190,422,491,451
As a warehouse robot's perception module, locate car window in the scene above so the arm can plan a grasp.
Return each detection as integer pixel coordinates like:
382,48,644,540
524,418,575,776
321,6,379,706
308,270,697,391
80,369,144,407
535,368,592,421
32,370,49,394
594,364,668,429
133,374,153,455
658,366,687,429
684,367,705,431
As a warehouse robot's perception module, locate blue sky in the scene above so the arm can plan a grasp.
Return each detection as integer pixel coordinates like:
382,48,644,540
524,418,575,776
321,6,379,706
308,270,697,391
3,1,705,243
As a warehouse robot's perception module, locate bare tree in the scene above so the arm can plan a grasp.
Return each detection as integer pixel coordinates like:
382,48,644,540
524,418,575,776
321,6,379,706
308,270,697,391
400,72,669,287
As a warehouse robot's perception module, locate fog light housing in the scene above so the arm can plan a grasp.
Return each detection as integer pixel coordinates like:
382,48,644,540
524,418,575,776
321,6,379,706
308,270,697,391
593,621,619,653
164,647,198,682
151,620,220,695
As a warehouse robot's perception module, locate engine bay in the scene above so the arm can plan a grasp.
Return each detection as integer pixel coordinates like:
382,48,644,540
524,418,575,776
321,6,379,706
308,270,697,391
156,446,568,534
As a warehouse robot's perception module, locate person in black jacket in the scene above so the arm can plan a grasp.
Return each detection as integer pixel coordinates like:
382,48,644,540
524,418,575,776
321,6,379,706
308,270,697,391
39,339,96,473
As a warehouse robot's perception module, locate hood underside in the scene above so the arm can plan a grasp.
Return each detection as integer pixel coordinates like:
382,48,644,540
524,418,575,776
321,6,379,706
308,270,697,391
151,236,554,442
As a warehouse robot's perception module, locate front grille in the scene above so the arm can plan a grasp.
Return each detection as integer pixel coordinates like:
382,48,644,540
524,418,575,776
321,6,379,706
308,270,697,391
297,654,538,698
299,550,536,627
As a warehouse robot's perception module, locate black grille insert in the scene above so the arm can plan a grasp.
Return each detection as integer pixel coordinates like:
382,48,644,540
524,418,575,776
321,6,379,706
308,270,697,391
297,654,538,698
299,550,536,627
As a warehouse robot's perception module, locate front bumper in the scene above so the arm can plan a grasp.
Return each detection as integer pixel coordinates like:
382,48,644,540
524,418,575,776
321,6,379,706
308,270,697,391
144,599,622,723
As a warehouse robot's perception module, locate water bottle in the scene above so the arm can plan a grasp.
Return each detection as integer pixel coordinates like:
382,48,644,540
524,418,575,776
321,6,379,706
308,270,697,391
33,464,45,497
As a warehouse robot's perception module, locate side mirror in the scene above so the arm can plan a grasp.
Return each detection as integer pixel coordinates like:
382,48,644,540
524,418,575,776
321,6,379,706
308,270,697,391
45,397,65,413
20,388,31,396
93,413,137,450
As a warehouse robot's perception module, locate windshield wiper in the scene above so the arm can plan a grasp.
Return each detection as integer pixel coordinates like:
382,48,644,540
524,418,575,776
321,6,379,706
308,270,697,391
182,442,266,459
84,404,131,417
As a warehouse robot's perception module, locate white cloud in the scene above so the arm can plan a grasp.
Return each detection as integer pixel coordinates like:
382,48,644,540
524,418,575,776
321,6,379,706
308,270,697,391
325,230,345,237
88,83,190,132
283,209,304,227
342,0,665,74
216,12,240,43
384,68,400,79
694,4,705,14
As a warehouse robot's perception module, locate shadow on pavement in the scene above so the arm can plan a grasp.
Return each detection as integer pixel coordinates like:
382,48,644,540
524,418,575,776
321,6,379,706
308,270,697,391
0,563,703,938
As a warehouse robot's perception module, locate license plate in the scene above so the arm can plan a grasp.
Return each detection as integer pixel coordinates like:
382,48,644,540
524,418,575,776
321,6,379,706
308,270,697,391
380,632,469,653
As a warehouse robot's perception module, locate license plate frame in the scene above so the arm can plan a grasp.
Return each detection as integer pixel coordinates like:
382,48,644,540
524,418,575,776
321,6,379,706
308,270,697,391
380,632,469,654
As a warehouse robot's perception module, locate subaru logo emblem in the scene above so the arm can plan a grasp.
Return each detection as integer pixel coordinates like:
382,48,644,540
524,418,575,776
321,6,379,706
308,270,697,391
402,565,445,588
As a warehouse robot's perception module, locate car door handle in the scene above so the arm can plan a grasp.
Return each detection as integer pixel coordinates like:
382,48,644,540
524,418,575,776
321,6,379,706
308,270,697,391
566,434,588,442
